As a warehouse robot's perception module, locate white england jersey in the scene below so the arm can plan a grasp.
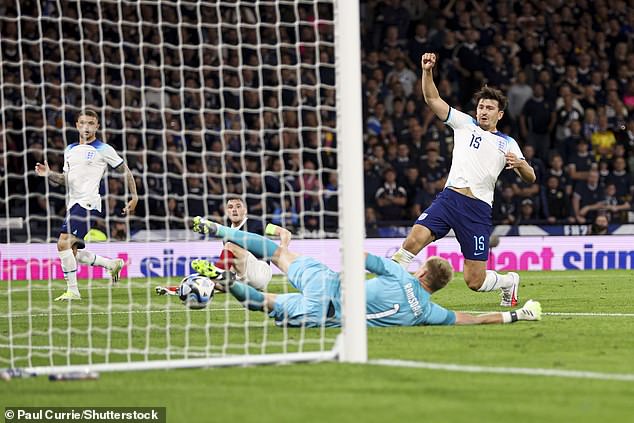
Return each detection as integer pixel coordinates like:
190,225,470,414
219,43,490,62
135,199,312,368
444,107,524,206
63,140,124,212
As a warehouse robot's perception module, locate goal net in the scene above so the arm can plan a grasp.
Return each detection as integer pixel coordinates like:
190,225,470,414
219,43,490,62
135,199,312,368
0,0,365,374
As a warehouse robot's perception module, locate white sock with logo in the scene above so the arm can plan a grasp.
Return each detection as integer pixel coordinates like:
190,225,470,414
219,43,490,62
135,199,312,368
76,250,113,269
58,249,80,295
391,248,416,269
477,270,515,292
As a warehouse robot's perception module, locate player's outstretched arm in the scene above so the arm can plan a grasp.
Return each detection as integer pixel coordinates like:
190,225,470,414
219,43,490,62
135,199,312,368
265,223,292,248
454,300,542,325
35,161,65,185
116,163,138,215
420,53,450,122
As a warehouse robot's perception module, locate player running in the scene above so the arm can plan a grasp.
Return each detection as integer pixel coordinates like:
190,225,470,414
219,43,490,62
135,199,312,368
155,197,290,295
391,53,536,307
35,109,138,301
189,219,542,327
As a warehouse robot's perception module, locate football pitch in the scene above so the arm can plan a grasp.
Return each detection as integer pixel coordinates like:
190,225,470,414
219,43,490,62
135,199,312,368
2,270,633,422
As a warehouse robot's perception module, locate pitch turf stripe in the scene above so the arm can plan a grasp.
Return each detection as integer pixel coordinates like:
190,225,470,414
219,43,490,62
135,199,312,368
370,359,634,382
459,310,634,317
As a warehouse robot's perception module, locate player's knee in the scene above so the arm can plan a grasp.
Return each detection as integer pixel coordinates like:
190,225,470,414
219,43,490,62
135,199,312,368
56,237,72,252
225,243,245,258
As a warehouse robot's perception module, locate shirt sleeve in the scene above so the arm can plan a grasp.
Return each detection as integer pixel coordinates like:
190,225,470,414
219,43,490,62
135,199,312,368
101,144,125,168
423,302,456,325
444,107,477,130
63,148,69,173
365,254,403,278
507,137,525,160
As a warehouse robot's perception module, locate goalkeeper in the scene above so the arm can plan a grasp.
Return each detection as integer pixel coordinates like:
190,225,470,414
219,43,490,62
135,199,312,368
190,218,542,327
156,197,291,295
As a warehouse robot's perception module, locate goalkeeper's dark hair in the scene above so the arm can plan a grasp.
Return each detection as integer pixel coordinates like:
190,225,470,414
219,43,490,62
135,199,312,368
474,85,507,111
76,108,99,122
225,195,245,205
424,256,454,292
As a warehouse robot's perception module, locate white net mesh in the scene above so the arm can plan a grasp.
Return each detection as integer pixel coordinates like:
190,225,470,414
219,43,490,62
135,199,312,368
0,0,352,372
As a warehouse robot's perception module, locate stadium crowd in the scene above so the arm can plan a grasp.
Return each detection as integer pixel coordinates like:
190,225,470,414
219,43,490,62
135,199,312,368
0,0,633,242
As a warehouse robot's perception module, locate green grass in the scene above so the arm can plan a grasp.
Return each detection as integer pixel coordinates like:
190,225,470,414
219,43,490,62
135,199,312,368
1,270,633,422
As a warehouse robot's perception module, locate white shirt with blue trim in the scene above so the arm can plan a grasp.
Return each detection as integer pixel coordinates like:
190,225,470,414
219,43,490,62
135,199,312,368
443,107,524,206
63,139,124,212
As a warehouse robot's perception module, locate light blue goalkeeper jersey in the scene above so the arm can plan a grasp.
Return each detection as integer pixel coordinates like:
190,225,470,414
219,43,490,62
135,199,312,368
363,254,456,327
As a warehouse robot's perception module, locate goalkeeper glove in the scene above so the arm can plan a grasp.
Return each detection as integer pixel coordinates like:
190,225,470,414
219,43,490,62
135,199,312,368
502,300,542,323
192,216,216,235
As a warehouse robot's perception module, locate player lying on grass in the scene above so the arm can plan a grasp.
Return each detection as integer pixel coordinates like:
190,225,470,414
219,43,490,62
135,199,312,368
190,218,542,327
155,197,291,295
392,53,536,308
35,109,137,301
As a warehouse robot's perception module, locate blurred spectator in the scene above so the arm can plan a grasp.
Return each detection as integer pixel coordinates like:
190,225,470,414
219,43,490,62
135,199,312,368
375,168,407,221
572,170,605,224
590,115,617,161
566,139,596,184
516,198,542,225
546,153,573,195
506,71,533,125
520,83,555,160
419,146,447,194
607,157,633,201
588,214,609,235
559,120,585,164
542,176,573,224
602,182,631,223
493,186,518,225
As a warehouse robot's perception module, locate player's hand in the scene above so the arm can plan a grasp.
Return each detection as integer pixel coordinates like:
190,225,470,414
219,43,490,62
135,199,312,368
421,53,436,72
192,216,208,234
122,197,138,215
504,153,522,169
35,161,50,177
516,300,542,321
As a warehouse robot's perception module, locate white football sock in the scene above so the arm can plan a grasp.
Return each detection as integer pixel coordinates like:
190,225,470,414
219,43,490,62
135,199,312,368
76,250,113,269
391,248,416,269
58,249,79,295
477,270,515,292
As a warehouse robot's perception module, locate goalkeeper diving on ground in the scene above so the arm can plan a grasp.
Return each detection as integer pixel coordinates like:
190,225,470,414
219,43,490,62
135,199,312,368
189,217,542,327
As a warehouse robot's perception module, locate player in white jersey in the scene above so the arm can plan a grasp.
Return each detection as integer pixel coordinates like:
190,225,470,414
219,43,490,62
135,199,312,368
392,53,536,307
35,109,138,301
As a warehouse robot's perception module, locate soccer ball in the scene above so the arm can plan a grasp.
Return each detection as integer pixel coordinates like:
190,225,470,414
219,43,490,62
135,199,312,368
178,273,214,310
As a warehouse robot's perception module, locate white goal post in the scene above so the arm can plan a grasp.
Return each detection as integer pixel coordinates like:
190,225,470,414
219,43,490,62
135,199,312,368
0,0,366,374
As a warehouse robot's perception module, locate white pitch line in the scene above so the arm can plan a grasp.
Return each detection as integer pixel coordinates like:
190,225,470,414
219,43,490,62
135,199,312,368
544,311,634,317
459,310,634,317
370,359,634,382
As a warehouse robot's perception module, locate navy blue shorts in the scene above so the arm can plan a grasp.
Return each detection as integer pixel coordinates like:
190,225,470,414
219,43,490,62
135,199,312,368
60,204,103,249
415,188,493,261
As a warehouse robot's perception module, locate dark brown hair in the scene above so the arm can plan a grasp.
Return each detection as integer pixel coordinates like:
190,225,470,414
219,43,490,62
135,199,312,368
474,86,507,111
225,195,245,205
76,108,99,122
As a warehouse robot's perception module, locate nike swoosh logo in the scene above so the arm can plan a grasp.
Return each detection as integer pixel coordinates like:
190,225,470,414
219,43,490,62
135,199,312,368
473,251,484,256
